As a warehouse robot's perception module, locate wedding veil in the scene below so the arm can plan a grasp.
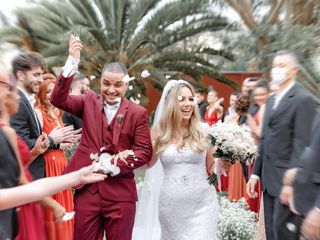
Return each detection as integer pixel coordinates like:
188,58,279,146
132,80,188,240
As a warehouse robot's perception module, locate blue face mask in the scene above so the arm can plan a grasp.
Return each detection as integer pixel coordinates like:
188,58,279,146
271,67,288,86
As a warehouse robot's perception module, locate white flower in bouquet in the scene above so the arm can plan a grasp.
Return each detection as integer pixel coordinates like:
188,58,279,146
206,122,257,185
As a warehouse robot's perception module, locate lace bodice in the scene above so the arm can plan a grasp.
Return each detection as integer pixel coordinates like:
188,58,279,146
158,145,218,240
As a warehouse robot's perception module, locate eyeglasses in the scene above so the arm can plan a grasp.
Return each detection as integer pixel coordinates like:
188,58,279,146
0,81,15,91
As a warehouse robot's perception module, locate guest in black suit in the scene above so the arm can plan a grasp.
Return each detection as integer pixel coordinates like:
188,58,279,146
247,50,316,240
10,52,73,179
277,111,320,240
62,73,89,130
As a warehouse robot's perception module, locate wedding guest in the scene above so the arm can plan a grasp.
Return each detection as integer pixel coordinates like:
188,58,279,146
226,94,249,201
223,91,240,122
0,65,22,240
278,112,320,240
247,50,316,240
246,80,270,240
239,77,259,181
10,52,74,180
195,88,207,120
35,77,76,240
0,75,69,240
62,73,89,130
204,89,224,126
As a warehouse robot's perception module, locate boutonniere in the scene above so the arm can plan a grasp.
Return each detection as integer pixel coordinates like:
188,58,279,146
116,114,124,127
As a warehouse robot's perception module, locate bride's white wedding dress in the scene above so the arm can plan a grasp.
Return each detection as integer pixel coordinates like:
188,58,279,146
158,145,219,240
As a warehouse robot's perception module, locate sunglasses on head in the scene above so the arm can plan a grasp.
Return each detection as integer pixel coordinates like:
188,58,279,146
0,81,15,92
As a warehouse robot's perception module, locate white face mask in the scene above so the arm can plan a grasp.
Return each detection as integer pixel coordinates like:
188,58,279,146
271,67,288,86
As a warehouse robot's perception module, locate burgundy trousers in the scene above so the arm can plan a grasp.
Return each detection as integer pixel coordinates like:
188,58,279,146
73,186,136,240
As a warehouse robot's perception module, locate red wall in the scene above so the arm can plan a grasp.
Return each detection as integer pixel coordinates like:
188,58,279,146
144,72,262,113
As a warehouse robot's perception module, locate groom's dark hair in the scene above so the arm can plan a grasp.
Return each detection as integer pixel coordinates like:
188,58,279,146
102,62,128,75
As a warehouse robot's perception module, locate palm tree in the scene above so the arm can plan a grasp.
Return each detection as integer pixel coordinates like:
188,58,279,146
0,0,239,98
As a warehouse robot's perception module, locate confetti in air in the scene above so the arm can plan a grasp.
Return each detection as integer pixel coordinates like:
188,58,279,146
122,74,135,83
130,97,140,105
141,69,150,78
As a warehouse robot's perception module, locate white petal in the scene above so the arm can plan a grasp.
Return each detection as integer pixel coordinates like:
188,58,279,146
122,74,135,83
141,69,150,78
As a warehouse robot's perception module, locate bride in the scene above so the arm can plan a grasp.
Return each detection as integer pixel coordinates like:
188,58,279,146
133,80,230,240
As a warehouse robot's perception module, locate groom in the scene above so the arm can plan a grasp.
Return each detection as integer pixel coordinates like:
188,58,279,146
51,36,152,240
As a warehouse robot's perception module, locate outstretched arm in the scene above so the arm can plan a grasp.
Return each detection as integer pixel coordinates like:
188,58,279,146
0,164,106,210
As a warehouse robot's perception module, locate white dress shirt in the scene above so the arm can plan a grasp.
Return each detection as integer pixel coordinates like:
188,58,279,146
104,101,121,125
273,81,295,109
62,55,79,78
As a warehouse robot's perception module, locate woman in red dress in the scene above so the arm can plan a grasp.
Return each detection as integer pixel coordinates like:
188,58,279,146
35,78,74,240
203,89,229,192
0,77,64,240
246,80,270,240
246,81,270,213
204,89,224,126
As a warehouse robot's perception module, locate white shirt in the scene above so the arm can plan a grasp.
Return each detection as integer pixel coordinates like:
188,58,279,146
62,55,79,78
18,86,36,108
104,101,121,125
273,81,295,109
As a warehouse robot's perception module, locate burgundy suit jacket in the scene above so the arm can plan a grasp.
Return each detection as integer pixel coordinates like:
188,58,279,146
50,74,152,202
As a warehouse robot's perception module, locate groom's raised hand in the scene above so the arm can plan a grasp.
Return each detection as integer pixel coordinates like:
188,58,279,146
69,35,83,62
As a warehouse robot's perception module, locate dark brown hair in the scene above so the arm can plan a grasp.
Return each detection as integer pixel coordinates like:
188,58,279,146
235,94,250,114
12,52,46,78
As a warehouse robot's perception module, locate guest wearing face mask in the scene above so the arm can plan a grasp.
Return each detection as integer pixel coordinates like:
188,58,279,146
246,50,316,240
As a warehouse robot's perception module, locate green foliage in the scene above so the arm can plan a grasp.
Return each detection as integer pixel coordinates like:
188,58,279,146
222,22,320,100
0,0,240,100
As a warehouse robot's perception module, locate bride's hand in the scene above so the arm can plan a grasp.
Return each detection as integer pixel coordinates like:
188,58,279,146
221,160,232,170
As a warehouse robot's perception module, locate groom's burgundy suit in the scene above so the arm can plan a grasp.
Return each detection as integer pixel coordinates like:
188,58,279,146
51,74,152,240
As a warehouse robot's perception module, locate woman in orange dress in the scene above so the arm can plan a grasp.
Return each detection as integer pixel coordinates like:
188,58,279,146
226,95,248,201
35,78,74,240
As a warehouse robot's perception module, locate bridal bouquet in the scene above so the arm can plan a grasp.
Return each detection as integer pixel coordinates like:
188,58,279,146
207,122,257,186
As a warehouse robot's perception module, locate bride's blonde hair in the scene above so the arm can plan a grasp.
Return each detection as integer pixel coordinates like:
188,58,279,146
154,82,207,155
